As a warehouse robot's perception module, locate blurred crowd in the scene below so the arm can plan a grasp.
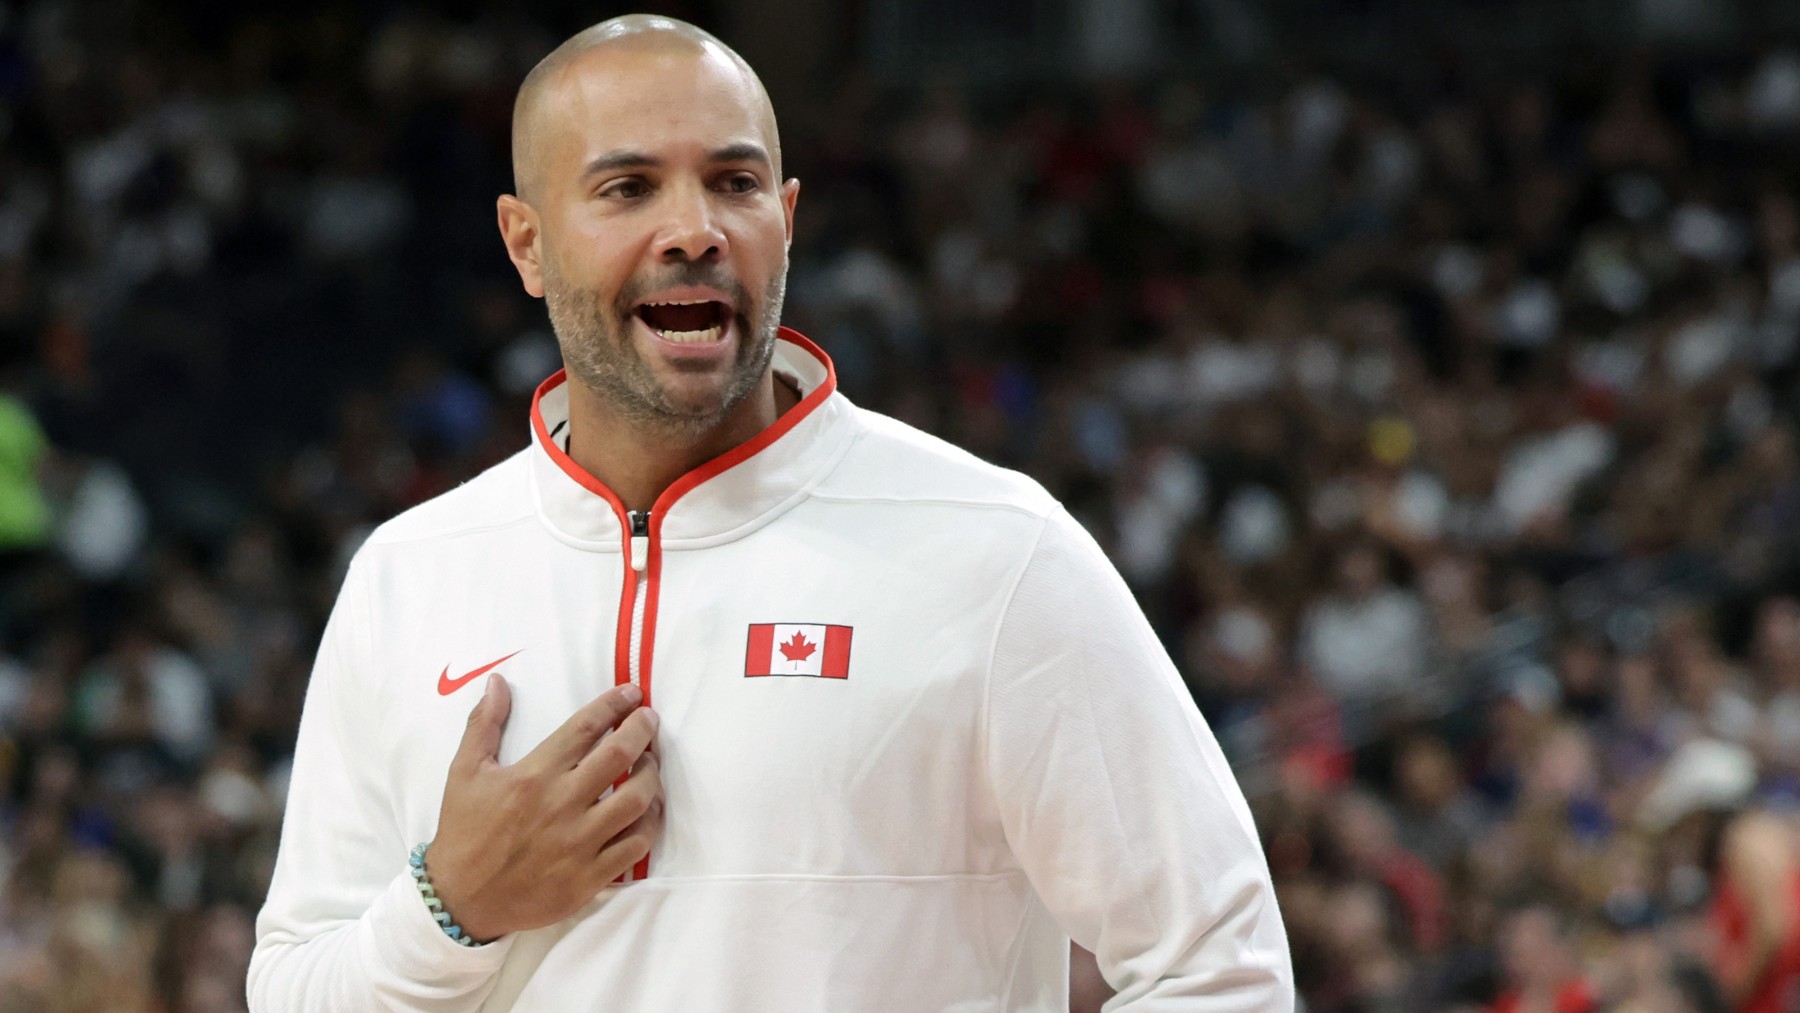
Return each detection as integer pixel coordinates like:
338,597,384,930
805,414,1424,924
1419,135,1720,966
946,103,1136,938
5,1,1800,1011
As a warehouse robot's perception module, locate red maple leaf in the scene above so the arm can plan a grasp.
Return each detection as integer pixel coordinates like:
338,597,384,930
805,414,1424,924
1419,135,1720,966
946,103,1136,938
779,631,817,663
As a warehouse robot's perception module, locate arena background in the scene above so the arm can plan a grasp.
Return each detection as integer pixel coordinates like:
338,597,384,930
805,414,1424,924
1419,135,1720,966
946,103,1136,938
5,0,1800,1009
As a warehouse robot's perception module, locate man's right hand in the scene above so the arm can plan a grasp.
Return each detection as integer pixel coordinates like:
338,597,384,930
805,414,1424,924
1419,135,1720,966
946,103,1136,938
426,676,663,943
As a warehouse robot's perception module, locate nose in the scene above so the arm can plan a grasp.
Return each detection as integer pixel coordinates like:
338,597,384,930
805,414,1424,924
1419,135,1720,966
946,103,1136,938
655,182,728,263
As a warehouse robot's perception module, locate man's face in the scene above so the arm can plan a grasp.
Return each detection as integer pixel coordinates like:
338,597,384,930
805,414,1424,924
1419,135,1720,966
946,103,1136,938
519,44,797,435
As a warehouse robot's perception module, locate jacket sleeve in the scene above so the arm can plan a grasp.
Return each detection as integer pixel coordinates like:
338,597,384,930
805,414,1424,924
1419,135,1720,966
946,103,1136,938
248,555,514,1012
984,508,1294,1011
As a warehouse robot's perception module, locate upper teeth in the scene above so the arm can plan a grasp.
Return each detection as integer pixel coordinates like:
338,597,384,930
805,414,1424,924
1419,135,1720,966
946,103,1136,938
662,326,723,343
645,298,714,307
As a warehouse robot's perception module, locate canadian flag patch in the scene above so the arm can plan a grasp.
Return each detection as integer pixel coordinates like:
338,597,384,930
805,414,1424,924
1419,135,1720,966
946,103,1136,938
745,623,853,678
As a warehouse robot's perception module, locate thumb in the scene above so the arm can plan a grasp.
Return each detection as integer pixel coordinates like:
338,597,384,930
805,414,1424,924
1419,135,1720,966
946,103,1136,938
453,674,511,772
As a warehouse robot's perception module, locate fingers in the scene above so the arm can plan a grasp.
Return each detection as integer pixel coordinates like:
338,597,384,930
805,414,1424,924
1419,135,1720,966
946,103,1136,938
579,749,661,844
524,683,645,772
592,772,664,884
571,707,659,799
451,674,512,774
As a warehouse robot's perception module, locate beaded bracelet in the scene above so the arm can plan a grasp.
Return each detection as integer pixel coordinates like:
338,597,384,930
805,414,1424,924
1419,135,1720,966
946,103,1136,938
409,842,482,947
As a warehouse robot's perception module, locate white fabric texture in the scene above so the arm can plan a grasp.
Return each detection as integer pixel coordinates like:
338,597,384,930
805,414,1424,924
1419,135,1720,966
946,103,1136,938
988,509,1293,1010
248,335,1291,1012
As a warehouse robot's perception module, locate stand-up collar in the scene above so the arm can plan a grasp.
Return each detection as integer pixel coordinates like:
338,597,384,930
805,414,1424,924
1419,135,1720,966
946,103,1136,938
527,328,854,551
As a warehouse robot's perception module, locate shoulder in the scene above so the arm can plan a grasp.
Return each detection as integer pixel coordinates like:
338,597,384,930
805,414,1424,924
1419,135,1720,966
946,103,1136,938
816,404,1059,522
819,406,1125,613
1724,810,1798,874
361,449,534,550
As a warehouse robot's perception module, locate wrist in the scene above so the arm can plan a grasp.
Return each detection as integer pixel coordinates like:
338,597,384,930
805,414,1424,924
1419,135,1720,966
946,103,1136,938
411,841,492,946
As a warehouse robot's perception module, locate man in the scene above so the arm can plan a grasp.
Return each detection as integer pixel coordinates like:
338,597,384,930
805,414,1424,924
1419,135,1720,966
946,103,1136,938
248,15,1291,1011
1485,903,1597,1013
1641,739,1800,1013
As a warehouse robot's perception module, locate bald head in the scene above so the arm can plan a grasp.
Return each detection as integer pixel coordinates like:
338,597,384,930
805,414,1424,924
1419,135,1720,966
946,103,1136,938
493,13,801,444
510,15,781,203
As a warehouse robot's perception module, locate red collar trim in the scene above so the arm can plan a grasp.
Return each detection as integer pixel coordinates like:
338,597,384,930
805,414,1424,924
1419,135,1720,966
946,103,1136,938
528,327,838,522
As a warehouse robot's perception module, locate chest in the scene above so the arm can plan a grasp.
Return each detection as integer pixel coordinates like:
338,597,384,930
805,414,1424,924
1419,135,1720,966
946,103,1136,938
366,518,1018,876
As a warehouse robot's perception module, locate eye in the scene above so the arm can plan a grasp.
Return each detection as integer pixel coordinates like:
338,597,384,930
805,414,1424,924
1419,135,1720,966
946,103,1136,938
721,173,760,194
600,178,649,200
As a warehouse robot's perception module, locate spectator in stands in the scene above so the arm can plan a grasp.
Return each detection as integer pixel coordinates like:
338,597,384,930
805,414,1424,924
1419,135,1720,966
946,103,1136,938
1487,902,1597,1013
1641,739,1800,1012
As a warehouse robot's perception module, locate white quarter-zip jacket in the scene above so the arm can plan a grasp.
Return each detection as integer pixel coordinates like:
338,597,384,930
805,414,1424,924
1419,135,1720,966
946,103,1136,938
248,331,1293,1012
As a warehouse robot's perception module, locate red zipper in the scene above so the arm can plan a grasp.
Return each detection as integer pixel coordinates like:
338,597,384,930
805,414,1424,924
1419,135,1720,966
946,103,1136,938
613,513,639,694
619,510,653,883
528,332,842,886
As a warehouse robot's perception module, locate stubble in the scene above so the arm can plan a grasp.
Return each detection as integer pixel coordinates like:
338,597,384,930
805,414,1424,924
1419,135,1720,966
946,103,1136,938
543,261,786,441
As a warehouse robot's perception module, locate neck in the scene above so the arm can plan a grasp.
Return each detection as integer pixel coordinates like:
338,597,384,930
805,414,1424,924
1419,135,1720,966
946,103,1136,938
563,370,803,513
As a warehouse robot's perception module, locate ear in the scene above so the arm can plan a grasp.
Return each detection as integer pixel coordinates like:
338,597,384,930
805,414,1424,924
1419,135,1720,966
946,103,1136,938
497,195,545,298
780,177,800,250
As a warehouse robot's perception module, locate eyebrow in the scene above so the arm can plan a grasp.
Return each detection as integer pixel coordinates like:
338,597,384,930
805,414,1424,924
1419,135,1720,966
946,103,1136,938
581,151,659,177
708,143,773,170
580,143,774,179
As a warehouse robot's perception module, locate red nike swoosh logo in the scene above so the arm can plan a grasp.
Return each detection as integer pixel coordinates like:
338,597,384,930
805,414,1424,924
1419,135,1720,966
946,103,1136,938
438,651,522,696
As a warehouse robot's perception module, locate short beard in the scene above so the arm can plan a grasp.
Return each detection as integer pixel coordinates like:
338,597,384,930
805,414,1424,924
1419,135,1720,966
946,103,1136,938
543,262,785,441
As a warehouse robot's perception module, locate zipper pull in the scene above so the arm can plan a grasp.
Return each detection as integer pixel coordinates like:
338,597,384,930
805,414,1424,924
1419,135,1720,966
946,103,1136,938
627,510,650,572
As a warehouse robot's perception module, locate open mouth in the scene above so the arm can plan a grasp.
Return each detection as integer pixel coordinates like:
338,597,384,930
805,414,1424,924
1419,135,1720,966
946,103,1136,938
635,299,731,344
